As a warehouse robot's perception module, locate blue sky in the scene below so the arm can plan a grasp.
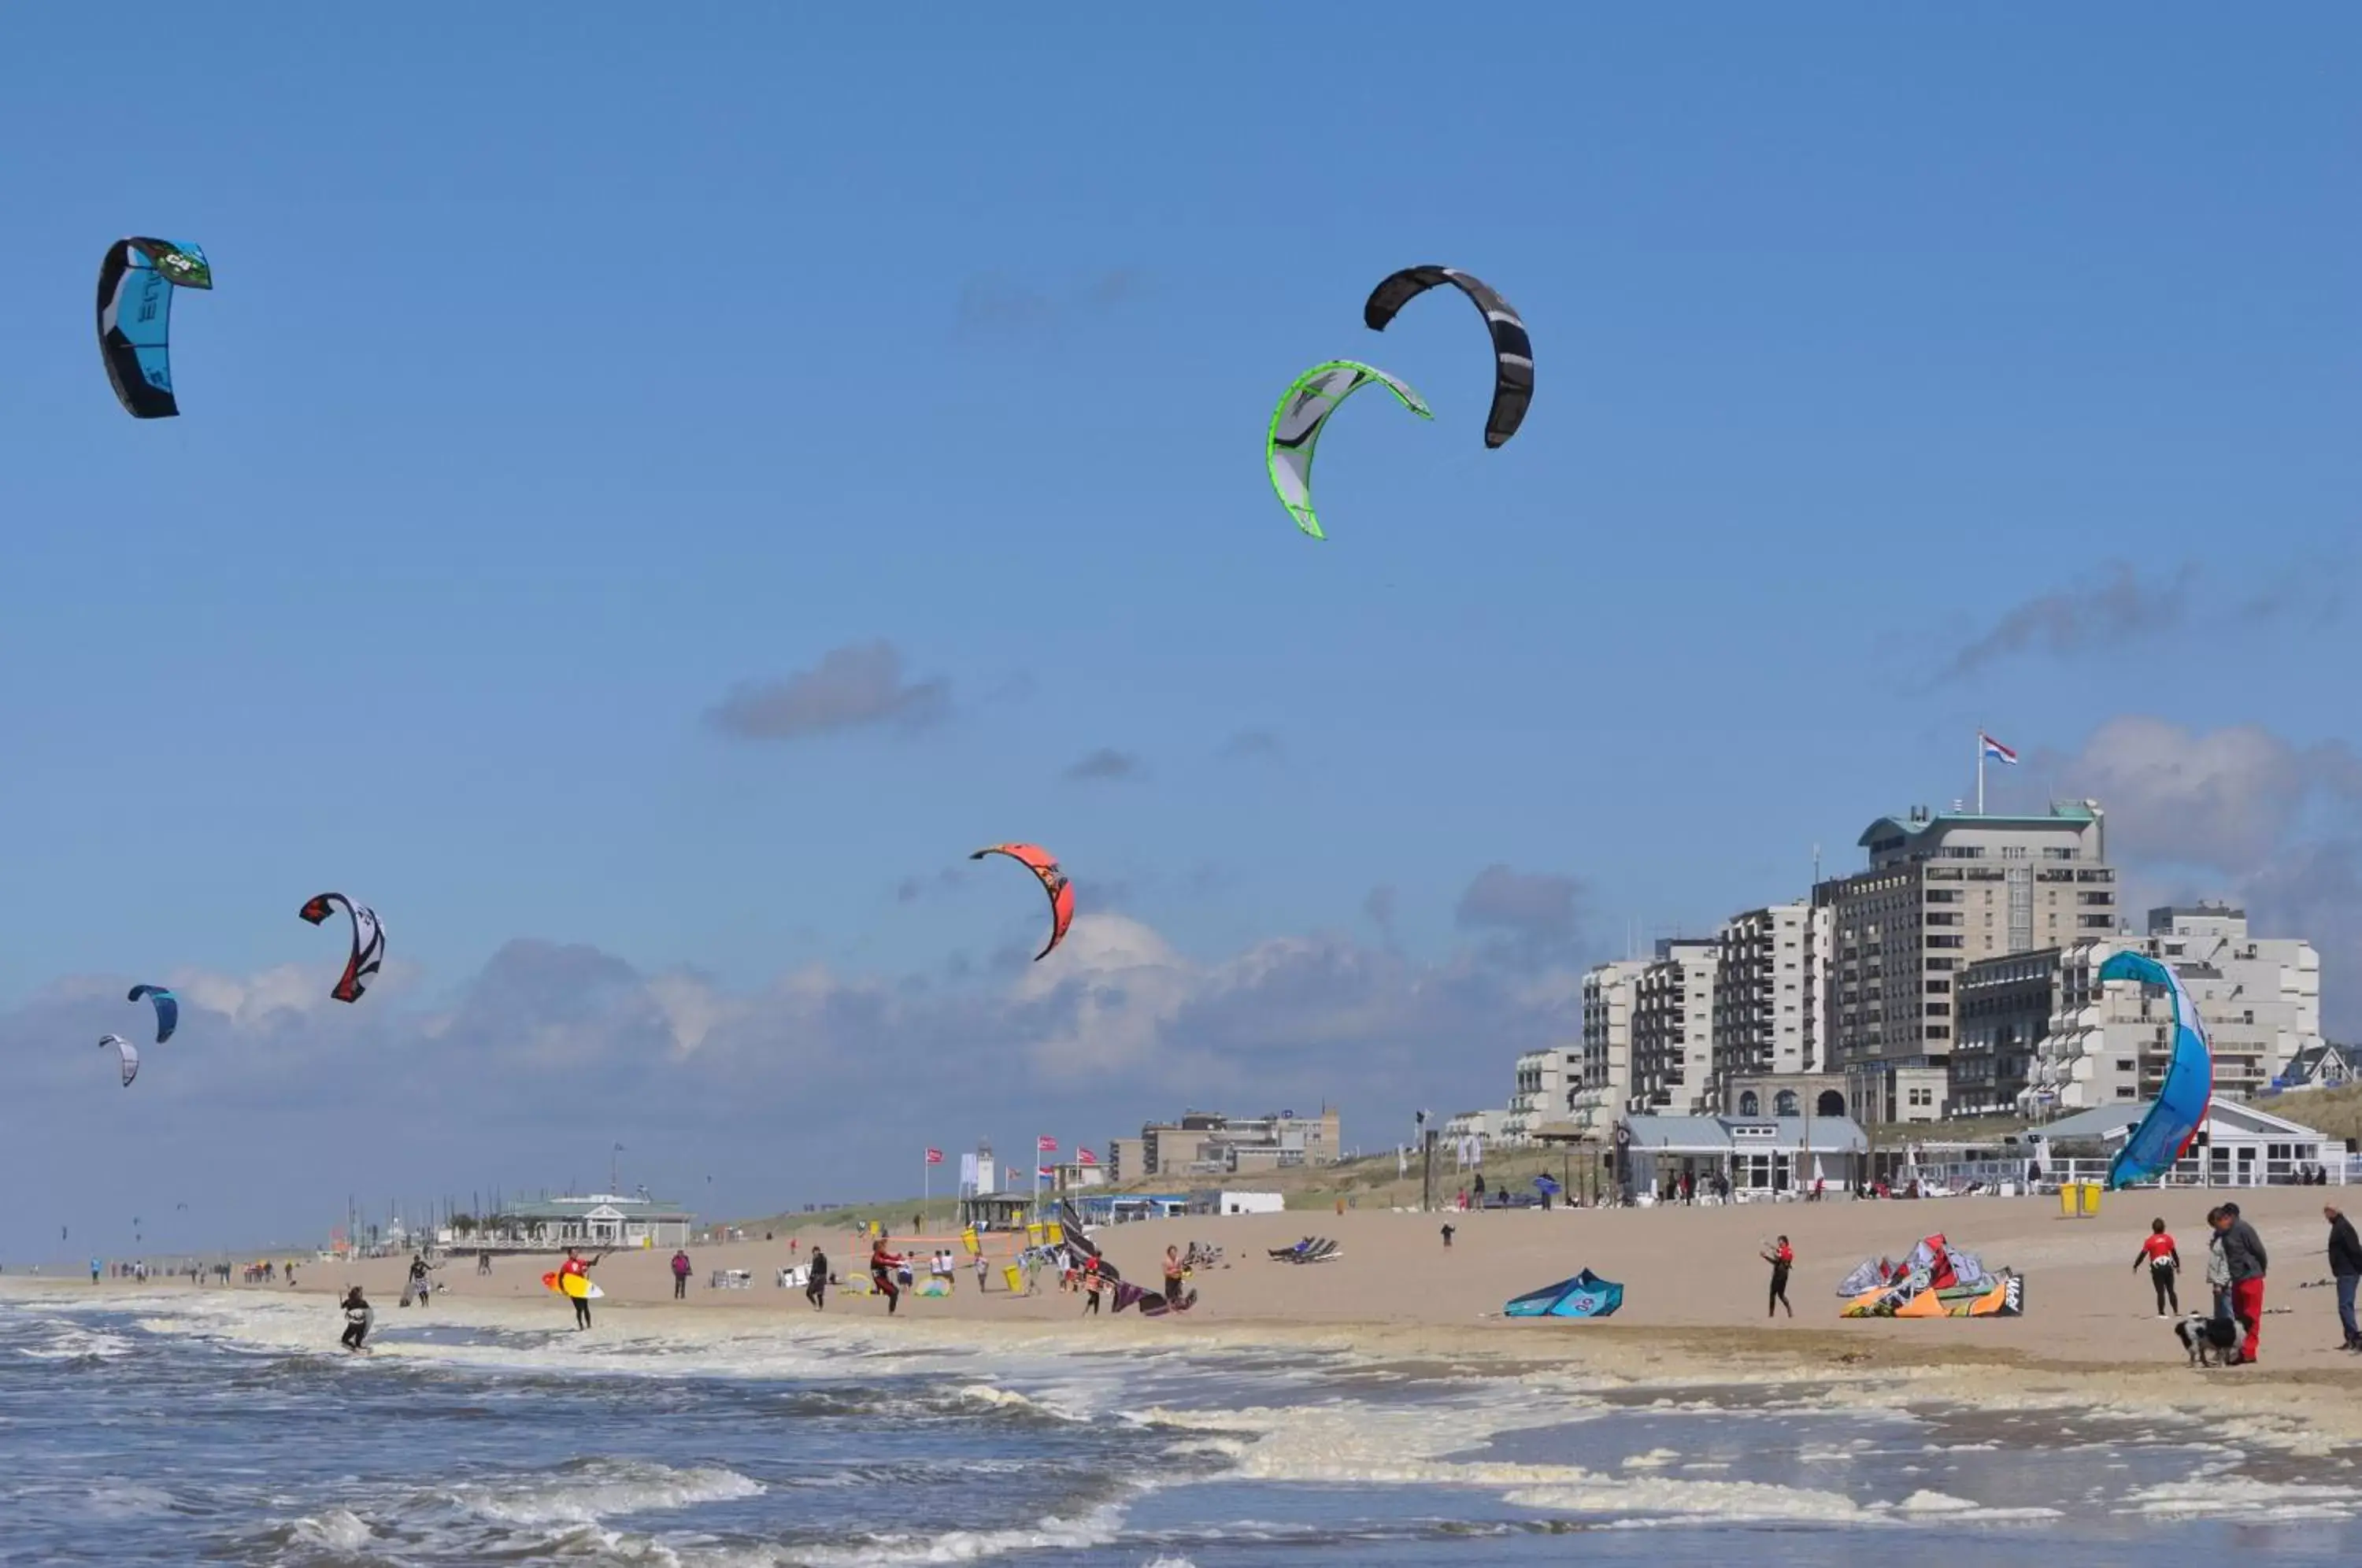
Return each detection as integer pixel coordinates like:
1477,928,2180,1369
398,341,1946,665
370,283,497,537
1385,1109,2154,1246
2,6,2355,1260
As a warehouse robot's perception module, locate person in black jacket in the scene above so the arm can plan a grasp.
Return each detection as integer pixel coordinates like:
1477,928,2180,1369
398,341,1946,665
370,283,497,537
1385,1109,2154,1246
2326,1204,2361,1352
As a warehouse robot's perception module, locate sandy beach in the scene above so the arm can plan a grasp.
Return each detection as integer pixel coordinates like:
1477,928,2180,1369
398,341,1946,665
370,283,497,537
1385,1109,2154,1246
47,1186,2362,1431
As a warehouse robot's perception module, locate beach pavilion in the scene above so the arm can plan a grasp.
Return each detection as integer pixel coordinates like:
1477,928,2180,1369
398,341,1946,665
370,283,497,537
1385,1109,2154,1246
487,1193,694,1251
1617,1112,1868,1200
2034,1095,2345,1187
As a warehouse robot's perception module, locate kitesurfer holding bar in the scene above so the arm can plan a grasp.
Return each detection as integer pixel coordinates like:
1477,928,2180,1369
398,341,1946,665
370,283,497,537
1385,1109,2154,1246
870,1236,905,1316
1761,1236,1794,1318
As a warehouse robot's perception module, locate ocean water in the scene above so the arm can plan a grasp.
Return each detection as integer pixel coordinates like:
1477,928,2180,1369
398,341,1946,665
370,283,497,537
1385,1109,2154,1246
2,1287,2359,1566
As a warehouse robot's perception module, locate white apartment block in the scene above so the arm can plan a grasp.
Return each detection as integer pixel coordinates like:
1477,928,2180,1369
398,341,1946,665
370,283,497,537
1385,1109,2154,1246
1631,938,1719,1115
1502,1045,1583,1141
1709,902,1832,1108
1578,960,1648,1130
2023,904,2323,1115
1817,801,2118,1073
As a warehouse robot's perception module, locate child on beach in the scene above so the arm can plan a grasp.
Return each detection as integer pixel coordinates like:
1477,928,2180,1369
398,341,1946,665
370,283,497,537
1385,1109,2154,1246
2203,1207,2233,1322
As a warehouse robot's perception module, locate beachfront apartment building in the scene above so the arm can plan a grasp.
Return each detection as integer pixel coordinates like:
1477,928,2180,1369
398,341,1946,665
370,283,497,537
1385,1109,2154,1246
2021,904,2323,1115
1501,1045,1584,1142
1708,901,1831,1108
1952,946,2059,1115
1579,959,1647,1125
1631,937,1720,1115
1814,801,2118,1078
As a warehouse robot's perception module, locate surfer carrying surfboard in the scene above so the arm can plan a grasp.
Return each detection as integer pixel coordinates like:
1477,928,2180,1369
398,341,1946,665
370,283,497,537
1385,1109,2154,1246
559,1247,608,1330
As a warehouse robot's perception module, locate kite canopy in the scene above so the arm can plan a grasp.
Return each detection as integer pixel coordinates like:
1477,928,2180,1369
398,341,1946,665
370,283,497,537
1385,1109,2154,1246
1504,1267,1623,1318
298,893,386,1004
97,238,213,419
1836,1233,2023,1318
1266,360,1431,540
1362,265,1531,449
127,984,179,1045
2099,952,2214,1189
99,1034,139,1088
968,844,1073,961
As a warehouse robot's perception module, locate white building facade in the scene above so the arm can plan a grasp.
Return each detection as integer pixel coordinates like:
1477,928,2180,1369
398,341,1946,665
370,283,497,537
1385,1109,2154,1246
2023,904,2323,1115
1578,960,1648,1130
1632,938,1720,1115
1709,901,1832,1108
1502,1045,1584,1142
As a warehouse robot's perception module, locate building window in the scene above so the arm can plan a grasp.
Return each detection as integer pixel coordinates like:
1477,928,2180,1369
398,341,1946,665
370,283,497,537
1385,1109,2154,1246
1739,1091,1760,1116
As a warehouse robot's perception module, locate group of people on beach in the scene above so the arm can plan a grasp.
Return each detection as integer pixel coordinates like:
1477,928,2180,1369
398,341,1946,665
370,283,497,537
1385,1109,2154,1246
2130,1202,2362,1363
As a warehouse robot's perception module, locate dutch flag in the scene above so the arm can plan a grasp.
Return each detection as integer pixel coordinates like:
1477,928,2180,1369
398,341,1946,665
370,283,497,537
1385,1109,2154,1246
1979,732,2019,765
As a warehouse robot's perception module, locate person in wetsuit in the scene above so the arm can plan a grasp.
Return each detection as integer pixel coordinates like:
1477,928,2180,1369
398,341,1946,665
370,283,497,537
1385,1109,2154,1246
2134,1218,2182,1317
1762,1236,1794,1318
805,1247,828,1311
339,1288,374,1352
560,1247,606,1329
870,1237,904,1315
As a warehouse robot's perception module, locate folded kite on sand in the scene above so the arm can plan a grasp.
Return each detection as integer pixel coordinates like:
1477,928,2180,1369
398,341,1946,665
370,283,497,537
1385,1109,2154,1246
1503,1268,1623,1319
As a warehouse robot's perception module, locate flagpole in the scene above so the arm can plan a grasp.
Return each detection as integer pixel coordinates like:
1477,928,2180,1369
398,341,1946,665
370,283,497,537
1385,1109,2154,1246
1975,728,1986,815
923,1150,931,1219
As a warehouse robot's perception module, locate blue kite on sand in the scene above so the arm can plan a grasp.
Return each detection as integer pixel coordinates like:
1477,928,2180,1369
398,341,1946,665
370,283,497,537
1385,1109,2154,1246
1504,1268,1623,1319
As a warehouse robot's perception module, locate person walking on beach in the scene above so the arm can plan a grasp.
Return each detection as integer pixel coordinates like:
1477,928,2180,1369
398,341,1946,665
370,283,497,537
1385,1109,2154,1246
2203,1206,2233,1322
1162,1244,1188,1312
1441,1222,1456,1250
670,1248,692,1300
405,1254,431,1310
1082,1256,1102,1315
805,1246,828,1311
477,1248,492,1276
2325,1203,2361,1352
339,1287,374,1352
2134,1219,2181,1318
871,1237,905,1316
1762,1236,1794,1318
2213,1204,2268,1364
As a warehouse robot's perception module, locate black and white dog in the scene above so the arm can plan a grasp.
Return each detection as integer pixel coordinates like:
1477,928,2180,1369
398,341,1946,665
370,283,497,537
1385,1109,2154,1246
2174,1312,2238,1366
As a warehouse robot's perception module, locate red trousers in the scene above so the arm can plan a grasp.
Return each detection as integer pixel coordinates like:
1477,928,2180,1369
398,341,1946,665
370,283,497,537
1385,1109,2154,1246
2231,1277,2266,1362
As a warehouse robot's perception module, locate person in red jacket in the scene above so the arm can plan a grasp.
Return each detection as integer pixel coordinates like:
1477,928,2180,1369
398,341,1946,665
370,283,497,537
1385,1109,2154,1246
2133,1219,2181,1318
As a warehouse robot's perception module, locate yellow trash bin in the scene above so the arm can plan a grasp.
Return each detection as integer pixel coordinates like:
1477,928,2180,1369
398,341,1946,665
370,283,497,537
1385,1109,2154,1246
1002,1263,1024,1294
2059,1184,2079,1218
2079,1182,2103,1217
